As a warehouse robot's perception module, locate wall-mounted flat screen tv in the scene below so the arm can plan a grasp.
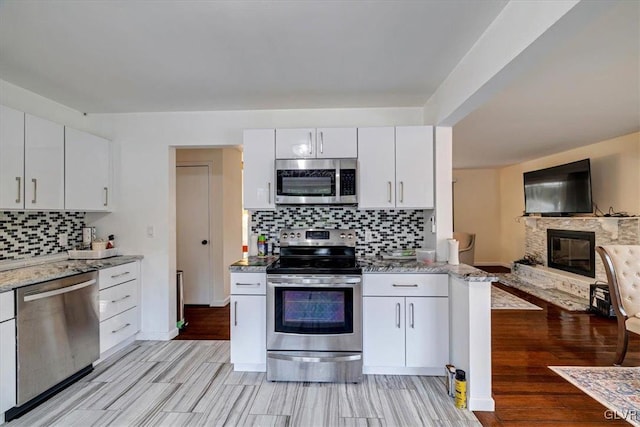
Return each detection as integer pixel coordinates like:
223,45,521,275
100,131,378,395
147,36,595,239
523,159,593,215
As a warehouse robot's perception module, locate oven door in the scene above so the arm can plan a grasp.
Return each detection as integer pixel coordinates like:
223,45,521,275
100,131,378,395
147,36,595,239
275,159,340,204
267,275,362,352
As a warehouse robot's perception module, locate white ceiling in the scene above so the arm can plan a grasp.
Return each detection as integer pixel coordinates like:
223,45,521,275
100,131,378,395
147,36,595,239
0,0,638,169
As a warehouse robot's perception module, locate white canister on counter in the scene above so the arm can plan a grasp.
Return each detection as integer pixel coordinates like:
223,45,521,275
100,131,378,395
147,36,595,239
447,239,459,265
249,234,259,256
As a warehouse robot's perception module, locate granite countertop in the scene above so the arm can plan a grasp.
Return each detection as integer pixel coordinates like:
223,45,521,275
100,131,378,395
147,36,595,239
0,255,143,293
228,255,497,282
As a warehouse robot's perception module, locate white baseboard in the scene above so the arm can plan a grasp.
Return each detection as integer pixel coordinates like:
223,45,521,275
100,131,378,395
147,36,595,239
210,297,230,307
468,397,495,411
96,335,137,363
136,328,179,341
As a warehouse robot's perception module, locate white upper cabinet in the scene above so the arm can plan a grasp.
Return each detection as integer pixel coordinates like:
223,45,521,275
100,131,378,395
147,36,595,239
276,127,357,159
243,129,275,210
357,127,396,209
358,126,434,209
65,127,111,211
315,127,357,158
25,114,64,210
395,126,434,209
0,105,25,210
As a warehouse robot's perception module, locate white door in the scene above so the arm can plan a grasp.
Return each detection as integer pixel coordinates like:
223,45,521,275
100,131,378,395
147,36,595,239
316,127,357,158
358,127,396,209
405,297,449,368
24,114,64,210
177,165,211,305
275,128,316,158
0,105,25,210
362,296,405,367
395,126,434,209
243,129,275,210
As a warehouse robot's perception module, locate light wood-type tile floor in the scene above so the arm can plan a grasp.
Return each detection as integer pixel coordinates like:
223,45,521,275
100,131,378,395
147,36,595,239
7,340,480,426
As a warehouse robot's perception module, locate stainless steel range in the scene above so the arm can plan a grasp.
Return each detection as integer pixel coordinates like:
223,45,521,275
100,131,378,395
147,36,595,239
266,228,362,383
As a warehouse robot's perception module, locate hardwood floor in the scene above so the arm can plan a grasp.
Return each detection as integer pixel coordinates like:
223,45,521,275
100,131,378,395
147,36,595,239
475,275,640,426
173,305,230,341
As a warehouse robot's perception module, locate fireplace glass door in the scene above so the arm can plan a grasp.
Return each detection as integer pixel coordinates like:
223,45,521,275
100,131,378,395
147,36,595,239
547,229,596,277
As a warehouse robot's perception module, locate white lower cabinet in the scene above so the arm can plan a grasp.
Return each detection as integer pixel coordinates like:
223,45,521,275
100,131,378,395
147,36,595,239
0,291,16,422
230,272,266,371
363,274,449,375
98,262,140,356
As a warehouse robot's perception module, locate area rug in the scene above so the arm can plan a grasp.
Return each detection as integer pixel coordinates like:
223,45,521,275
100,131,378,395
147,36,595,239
550,366,640,427
491,285,542,310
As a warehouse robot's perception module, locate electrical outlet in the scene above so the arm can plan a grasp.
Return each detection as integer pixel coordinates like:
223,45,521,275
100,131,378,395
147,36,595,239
58,233,68,247
147,225,154,237
365,230,374,243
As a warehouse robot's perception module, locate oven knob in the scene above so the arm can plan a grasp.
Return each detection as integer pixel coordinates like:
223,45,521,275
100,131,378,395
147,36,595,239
282,233,288,239
348,234,354,240
296,233,301,238
340,233,346,239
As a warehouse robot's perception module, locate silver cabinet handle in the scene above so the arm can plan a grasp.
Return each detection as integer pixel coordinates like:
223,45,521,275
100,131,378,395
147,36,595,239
234,301,238,326
112,323,131,334
410,302,415,328
15,177,21,203
387,181,392,203
236,282,261,287
308,132,313,155
268,182,271,204
392,284,418,287
396,302,401,328
104,187,109,207
111,271,131,279
31,178,37,204
24,279,96,302
111,294,131,303
320,131,324,154
400,181,404,203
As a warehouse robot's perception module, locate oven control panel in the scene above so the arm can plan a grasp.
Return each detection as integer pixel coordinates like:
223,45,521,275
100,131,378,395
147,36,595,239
279,228,357,247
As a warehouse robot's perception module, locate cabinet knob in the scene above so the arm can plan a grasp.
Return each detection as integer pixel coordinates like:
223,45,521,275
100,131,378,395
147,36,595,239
201,240,208,245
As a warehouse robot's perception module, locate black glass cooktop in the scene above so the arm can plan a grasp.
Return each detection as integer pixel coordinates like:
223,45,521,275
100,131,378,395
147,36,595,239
267,245,361,275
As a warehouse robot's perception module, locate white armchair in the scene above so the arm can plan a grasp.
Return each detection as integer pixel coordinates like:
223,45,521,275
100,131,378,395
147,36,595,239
596,245,640,366
453,232,476,266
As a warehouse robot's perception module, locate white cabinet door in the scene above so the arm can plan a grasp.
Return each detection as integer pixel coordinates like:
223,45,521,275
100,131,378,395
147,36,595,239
363,296,405,367
395,126,434,209
316,127,357,158
357,127,395,209
0,105,25,210
0,319,16,414
230,295,266,368
243,129,275,210
65,127,111,211
25,114,64,210
405,297,449,368
275,128,315,159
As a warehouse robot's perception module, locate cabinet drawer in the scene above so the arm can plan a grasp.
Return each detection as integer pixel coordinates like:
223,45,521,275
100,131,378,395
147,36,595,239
231,272,266,295
363,274,448,297
100,307,138,354
0,291,14,322
99,262,138,290
99,280,138,321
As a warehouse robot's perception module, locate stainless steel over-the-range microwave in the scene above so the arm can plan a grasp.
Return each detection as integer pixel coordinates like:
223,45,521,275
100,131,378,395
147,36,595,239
274,158,357,205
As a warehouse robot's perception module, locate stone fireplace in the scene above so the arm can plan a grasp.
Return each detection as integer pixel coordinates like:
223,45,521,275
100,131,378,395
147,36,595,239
510,217,640,302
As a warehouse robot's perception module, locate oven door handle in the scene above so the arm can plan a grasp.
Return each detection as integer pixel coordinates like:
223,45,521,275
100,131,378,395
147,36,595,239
268,353,362,363
268,277,361,285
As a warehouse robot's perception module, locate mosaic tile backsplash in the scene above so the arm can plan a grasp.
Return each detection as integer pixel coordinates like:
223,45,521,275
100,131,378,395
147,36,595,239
0,211,85,260
250,207,430,257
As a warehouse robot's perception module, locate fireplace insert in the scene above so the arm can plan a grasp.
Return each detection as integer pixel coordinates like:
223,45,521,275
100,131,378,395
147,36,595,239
547,229,595,277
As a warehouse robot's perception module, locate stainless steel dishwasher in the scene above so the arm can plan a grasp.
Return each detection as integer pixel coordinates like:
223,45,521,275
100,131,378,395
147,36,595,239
13,271,99,413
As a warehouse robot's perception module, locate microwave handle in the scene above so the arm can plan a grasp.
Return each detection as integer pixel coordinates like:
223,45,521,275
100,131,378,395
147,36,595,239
308,132,313,155
268,182,271,204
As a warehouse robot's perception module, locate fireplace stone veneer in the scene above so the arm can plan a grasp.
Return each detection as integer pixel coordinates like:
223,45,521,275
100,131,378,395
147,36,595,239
513,217,640,300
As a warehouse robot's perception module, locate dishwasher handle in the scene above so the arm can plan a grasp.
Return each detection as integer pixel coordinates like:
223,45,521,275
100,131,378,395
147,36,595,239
23,279,97,302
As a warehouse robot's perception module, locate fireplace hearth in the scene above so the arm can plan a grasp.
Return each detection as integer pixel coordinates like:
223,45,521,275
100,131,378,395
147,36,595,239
547,229,596,278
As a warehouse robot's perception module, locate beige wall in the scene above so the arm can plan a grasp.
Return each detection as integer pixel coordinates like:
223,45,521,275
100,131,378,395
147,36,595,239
176,147,242,305
452,169,502,265
499,131,640,264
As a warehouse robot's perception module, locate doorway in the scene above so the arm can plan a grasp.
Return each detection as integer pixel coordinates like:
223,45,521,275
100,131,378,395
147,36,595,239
176,164,212,305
